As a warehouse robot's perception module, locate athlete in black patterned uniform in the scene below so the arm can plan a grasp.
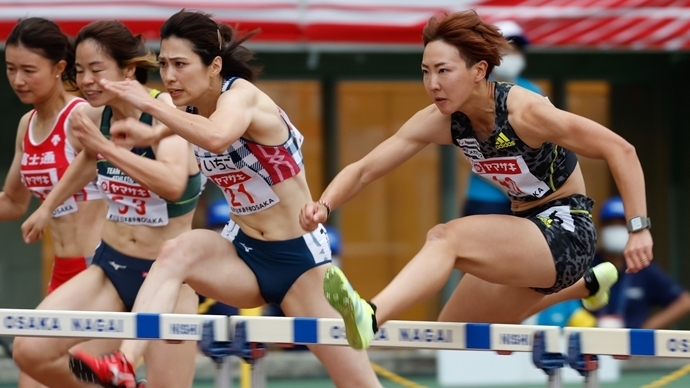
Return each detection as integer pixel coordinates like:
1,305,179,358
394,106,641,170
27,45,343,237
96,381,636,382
300,10,653,350
451,82,591,294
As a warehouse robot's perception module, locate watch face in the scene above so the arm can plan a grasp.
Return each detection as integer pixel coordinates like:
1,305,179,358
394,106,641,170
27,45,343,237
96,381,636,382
631,217,643,230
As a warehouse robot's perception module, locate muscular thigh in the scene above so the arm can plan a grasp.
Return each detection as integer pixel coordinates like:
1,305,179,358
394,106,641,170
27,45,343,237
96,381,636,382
174,229,264,309
280,263,333,318
447,214,556,288
438,273,545,324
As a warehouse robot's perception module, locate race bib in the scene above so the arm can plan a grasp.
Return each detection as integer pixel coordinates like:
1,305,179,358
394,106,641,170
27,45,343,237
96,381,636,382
99,177,169,226
471,156,550,198
21,168,78,217
207,167,280,215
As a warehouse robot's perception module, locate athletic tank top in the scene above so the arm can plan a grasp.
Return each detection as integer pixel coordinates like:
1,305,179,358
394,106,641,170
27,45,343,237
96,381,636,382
20,98,104,218
189,77,305,215
451,82,578,203
96,90,201,226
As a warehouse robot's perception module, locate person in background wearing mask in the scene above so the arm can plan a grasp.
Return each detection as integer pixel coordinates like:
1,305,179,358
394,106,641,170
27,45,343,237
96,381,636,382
594,196,690,329
492,20,543,95
198,198,239,317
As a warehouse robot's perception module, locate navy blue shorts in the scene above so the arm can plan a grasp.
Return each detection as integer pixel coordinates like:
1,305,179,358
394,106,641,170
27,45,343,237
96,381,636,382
221,221,332,305
91,241,154,311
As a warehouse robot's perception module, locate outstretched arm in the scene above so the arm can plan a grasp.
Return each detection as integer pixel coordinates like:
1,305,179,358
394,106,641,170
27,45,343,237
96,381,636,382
70,95,190,201
300,104,450,230
508,87,651,273
100,78,254,154
0,113,33,221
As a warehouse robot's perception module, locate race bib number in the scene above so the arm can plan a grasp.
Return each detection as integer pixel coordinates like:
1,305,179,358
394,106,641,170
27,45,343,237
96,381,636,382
21,169,78,217
471,156,550,198
207,168,280,215
99,177,168,226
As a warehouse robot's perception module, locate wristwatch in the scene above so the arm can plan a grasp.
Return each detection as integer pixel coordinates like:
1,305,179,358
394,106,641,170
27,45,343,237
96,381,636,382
627,216,651,233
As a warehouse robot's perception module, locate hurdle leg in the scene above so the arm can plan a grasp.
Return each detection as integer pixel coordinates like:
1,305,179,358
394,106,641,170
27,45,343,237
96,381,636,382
215,357,232,388
531,330,565,388
584,369,598,388
567,332,600,388
547,369,563,388
251,356,266,388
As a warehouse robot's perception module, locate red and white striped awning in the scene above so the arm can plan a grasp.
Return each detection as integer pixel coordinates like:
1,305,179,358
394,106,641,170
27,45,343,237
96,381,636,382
2,0,690,51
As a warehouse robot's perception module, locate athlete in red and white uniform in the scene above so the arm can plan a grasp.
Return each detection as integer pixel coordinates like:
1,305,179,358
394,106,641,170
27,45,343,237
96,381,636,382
2,18,106,294
2,17,109,388
19,97,105,291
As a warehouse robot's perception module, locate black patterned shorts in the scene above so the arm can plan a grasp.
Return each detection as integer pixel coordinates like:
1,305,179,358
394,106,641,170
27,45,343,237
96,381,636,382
515,194,597,295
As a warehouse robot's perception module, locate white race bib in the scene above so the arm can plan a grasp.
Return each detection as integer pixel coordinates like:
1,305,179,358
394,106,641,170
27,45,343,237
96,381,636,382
21,168,78,217
98,176,169,226
206,167,280,215
471,156,550,198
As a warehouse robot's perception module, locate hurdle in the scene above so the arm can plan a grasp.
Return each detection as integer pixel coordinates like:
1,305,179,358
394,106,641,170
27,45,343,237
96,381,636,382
0,308,562,387
3,308,690,388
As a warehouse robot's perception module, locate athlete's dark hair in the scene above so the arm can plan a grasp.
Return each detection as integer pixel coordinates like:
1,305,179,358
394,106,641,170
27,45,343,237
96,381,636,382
6,18,75,83
71,20,158,84
160,9,262,82
423,10,512,78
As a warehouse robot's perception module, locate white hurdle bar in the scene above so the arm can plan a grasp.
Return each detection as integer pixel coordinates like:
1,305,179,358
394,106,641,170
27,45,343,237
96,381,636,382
563,326,690,358
3,309,690,388
0,309,233,388
0,309,563,387
228,316,561,352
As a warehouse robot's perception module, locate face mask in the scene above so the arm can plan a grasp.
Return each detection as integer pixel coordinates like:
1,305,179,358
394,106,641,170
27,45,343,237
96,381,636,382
493,54,526,80
601,225,628,255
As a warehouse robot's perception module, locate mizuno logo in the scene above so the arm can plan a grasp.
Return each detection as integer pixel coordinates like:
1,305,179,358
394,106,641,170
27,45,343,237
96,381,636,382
108,261,127,271
495,132,516,149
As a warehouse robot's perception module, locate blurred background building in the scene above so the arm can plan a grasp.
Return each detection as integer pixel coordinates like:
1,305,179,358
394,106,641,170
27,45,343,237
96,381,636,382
1,0,689,339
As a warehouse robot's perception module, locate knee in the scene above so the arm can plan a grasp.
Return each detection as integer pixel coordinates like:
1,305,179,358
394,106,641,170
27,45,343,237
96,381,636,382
13,337,51,372
426,222,453,241
156,236,196,270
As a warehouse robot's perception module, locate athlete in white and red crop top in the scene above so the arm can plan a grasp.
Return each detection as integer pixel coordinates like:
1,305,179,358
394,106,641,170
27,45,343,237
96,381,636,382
19,98,103,217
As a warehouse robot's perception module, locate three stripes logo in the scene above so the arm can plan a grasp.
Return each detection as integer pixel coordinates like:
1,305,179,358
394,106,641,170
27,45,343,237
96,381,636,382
495,132,516,149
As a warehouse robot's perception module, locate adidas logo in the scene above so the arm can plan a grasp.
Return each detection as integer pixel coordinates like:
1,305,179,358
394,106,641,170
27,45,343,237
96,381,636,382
495,132,516,149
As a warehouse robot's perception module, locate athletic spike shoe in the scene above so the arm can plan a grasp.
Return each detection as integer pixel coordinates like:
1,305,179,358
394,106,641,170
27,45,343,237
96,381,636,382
69,350,137,388
323,266,377,350
582,262,619,312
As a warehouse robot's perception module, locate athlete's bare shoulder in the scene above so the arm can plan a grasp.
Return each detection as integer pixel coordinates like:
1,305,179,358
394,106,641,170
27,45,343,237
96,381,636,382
78,104,105,127
15,110,33,147
399,103,453,145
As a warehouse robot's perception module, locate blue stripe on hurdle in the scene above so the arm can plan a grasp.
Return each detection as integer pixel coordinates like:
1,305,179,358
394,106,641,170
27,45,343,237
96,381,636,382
136,313,160,339
630,329,655,356
465,323,491,350
293,317,318,344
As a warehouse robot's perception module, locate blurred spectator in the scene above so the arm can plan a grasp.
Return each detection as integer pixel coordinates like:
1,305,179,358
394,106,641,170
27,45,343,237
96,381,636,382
198,198,239,317
492,20,543,94
592,196,690,329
